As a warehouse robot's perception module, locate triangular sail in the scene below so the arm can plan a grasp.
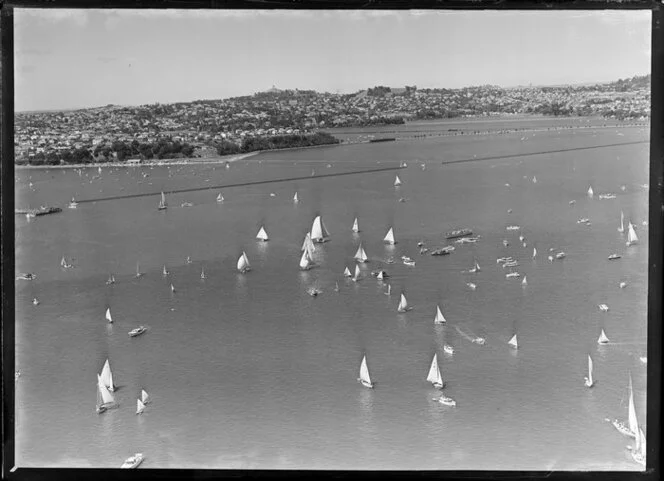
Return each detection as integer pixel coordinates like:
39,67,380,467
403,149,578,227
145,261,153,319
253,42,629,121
98,375,115,405
598,329,610,344
105,308,112,323
299,251,313,270
237,252,250,272
627,222,638,245
136,399,145,414
353,264,361,280
201,267,206,279
344,267,352,277
293,192,298,202
311,216,329,242
618,211,625,233
354,244,368,262
141,389,149,404
426,354,442,384
508,334,518,348
394,175,402,186
352,217,360,233
217,193,224,202
587,186,594,197
587,355,594,385
628,373,639,436
533,247,537,259
384,227,396,244
522,276,528,286
100,360,114,391
359,356,372,385
256,226,269,241
434,305,446,324
398,293,408,311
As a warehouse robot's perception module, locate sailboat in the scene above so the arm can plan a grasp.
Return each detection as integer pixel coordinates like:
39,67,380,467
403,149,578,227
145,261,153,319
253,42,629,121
394,175,402,187
105,308,113,324
521,276,528,287
216,193,224,203
352,264,361,282
200,267,206,279
256,226,269,242
584,355,594,387
170,283,176,293
158,191,167,210
354,243,368,263
610,373,639,439
383,227,396,245
293,192,299,203
135,262,143,278
352,217,360,233
136,399,145,415
357,355,374,388
626,222,638,246
162,265,169,277
343,266,352,278
100,359,114,392
587,186,594,198
597,329,610,345
532,175,537,184
618,211,625,233
532,247,537,259
60,256,72,268
299,250,314,270
426,354,444,389
141,389,150,404
106,274,115,285
508,334,518,349
397,293,411,312
433,305,446,324
310,215,330,243
96,374,117,414
237,251,251,273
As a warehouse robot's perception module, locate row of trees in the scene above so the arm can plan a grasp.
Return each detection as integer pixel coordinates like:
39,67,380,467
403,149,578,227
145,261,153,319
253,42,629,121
214,132,339,156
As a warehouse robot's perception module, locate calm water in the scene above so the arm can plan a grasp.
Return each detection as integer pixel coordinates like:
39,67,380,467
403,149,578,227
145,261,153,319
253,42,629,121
14,119,649,470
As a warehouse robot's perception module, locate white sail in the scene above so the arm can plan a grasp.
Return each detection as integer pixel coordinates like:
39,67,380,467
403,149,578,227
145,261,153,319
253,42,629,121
587,355,594,386
293,192,299,202
628,373,639,436
216,193,224,202
597,329,610,344
587,186,594,197
627,222,638,245
354,244,368,262
105,308,112,323
522,276,528,286
97,375,115,405
377,271,384,280
100,359,114,392
475,260,481,272
301,232,316,258
533,247,537,259
352,217,360,233
256,226,269,241
311,215,329,242
141,389,150,404
394,175,402,186
61,256,66,267
397,293,409,312
162,265,168,276
383,227,396,245
434,305,446,324
201,267,206,279
636,428,646,461
426,354,443,385
237,252,250,272
299,250,313,270
618,211,625,233
353,264,361,281
344,266,352,277
359,355,372,386
136,399,145,414
508,334,518,349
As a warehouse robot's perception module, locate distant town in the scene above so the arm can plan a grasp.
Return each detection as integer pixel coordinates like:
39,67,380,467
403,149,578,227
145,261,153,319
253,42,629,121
15,74,650,166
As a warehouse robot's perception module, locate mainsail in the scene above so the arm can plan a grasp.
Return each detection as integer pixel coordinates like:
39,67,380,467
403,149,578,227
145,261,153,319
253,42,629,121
397,293,409,312
100,359,114,392
311,215,330,242
522,276,528,286
299,250,313,270
359,355,372,386
533,247,537,259
293,192,299,203
618,211,625,233
354,244,368,262
598,329,610,344
237,251,251,272
627,222,638,246
394,175,402,186
141,389,150,404
383,227,396,245
434,305,446,324
426,354,443,386
352,264,361,281
136,399,145,415
352,217,360,233
105,308,113,324
587,186,594,198
256,226,269,242
508,334,518,349
97,374,115,406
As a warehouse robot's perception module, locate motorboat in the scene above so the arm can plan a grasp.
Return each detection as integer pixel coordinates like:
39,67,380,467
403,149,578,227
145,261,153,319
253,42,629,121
598,193,616,199
121,453,144,469
180,201,193,207
431,246,455,256
506,225,520,231
68,198,79,209
502,240,510,247
496,257,514,264
307,287,321,297
505,272,521,279
128,326,147,337
598,304,609,312
555,252,566,259
436,395,456,407
443,344,454,355
16,273,35,281
466,282,477,290
472,337,486,345
403,259,416,267
608,254,622,260
445,228,473,239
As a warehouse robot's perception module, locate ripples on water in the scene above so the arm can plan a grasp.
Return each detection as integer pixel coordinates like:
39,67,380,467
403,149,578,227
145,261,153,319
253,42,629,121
15,123,649,470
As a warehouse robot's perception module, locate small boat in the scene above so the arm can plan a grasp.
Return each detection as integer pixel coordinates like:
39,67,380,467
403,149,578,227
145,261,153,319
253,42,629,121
100,359,115,392
141,389,150,404
307,287,321,297
375,270,389,280
417,241,425,247
436,395,456,407
472,337,486,345
639,356,647,364
548,255,554,262
310,215,330,243
170,283,176,293
556,252,566,259
446,228,473,239
569,200,576,205
383,227,396,245
496,257,515,264
136,399,146,415
158,192,167,210
431,246,455,256
96,374,117,414
357,355,374,388
293,192,299,203
60,256,73,269
609,373,639,439
269,192,276,197
121,453,144,469
301,233,316,259
385,257,395,264
403,259,416,267
508,334,518,349
105,308,113,324
597,329,610,345
352,264,362,282
521,276,527,287
32,297,39,305
626,222,638,246
443,345,454,355
397,293,412,312
128,326,147,337
466,282,477,290
608,254,622,260
506,225,520,231
598,304,609,312
468,260,481,273
584,355,594,388
200,267,206,279
343,267,352,277
502,240,509,247
299,250,314,271
185,256,192,264
433,305,446,324
256,225,269,242
587,186,594,198
426,354,444,389
455,236,479,244
106,275,115,285
506,272,521,279
68,197,79,209
619,281,627,288
135,263,144,278
398,197,407,203
532,176,537,184
577,218,590,224
334,282,339,292
16,273,35,281
503,260,519,268
352,217,360,233
180,201,193,207
354,244,369,263
394,175,402,187
216,193,224,203
237,251,251,273
518,235,525,242
598,193,616,200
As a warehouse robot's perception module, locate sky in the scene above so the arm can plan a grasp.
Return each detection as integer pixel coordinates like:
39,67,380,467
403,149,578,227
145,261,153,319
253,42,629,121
14,9,651,112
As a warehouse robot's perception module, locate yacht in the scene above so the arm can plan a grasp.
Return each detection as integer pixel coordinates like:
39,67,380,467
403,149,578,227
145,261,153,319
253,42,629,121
128,326,147,337
121,453,144,469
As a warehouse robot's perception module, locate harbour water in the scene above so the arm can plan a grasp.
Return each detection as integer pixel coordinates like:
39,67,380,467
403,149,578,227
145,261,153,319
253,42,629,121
14,118,649,470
